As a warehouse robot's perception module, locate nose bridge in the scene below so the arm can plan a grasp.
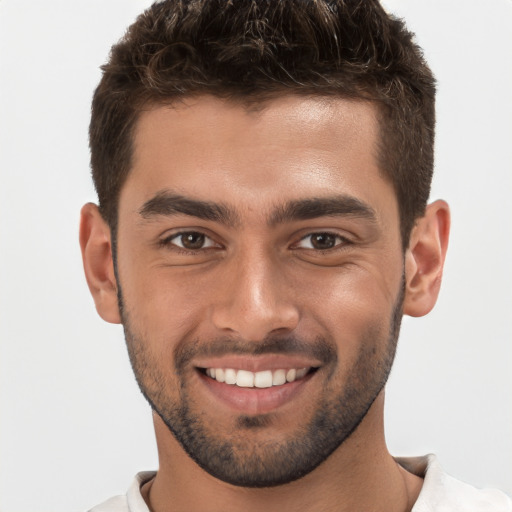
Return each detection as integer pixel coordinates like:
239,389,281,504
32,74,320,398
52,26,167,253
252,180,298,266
211,242,299,340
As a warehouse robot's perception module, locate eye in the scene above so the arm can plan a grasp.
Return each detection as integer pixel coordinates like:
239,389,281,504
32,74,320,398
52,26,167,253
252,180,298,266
165,231,218,251
296,232,348,250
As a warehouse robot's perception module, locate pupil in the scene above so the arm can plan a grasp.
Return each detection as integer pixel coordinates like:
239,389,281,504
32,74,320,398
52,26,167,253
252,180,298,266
312,233,335,249
182,232,205,249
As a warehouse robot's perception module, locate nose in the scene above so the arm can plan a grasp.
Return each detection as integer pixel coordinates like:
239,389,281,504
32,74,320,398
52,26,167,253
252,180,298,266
210,248,300,341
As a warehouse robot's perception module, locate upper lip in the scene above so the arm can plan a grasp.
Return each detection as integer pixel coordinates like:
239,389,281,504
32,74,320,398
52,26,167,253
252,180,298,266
194,354,323,372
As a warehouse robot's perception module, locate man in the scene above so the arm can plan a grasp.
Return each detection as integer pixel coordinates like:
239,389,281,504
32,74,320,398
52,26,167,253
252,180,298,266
79,1,511,511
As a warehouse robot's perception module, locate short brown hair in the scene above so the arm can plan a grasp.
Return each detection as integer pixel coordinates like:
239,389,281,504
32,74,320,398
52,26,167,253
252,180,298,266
90,0,436,246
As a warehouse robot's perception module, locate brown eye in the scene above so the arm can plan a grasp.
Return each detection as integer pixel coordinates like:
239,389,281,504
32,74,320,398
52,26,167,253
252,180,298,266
296,232,346,250
310,233,336,249
167,231,217,250
180,232,205,249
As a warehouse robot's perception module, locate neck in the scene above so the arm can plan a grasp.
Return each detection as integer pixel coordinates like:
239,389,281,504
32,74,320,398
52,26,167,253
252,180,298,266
145,394,422,512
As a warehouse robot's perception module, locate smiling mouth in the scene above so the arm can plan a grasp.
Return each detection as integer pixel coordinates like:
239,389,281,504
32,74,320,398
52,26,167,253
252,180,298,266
199,367,318,388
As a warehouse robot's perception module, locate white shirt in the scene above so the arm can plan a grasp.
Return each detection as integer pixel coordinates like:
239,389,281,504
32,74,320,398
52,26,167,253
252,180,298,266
88,455,512,512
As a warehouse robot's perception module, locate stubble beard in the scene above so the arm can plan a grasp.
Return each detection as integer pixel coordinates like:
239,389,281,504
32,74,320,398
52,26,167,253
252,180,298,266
119,279,404,488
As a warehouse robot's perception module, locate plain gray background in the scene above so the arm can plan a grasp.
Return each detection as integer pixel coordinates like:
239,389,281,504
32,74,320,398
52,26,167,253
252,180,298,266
1,1,511,510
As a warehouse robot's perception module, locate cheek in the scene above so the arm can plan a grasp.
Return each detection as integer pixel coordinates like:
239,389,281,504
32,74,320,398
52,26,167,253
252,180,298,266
291,265,400,358
120,264,217,347
295,263,397,320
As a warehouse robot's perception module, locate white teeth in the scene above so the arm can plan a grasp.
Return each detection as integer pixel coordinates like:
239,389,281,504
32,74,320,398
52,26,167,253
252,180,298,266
272,369,287,386
205,367,312,388
254,370,273,388
236,370,254,388
224,368,237,385
215,368,225,383
286,368,297,382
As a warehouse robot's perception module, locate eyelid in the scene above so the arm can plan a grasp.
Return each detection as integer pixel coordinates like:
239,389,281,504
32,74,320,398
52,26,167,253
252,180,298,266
293,231,352,250
159,229,222,250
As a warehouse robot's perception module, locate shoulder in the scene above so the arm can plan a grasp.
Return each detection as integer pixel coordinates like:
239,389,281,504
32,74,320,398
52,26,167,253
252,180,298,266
397,454,512,512
87,471,156,512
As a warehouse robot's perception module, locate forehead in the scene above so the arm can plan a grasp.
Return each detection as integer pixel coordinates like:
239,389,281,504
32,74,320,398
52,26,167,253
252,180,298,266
123,95,395,220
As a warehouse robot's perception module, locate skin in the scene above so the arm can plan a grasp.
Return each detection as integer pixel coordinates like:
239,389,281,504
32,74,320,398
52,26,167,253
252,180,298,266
80,95,450,512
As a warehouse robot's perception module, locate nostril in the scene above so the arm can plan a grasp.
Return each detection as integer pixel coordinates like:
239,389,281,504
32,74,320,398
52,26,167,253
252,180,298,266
211,302,300,341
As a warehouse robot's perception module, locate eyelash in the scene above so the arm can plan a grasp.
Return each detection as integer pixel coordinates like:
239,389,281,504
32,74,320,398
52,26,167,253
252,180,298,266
293,232,352,252
159,230,352,254
159,231,220,254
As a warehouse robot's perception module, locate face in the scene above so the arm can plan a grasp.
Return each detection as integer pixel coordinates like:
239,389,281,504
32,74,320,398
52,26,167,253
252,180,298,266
115,96,405,487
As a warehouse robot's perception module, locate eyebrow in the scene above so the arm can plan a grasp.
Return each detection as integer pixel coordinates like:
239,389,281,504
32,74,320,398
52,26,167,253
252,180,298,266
268,196,377,225
138,190,377,226
139,191,240,226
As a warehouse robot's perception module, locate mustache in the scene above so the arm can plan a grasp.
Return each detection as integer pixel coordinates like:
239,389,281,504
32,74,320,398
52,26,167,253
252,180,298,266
175,334,337,371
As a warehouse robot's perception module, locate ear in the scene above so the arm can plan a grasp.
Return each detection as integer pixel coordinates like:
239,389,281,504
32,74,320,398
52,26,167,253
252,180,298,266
79,203,121,324
403,200,450,317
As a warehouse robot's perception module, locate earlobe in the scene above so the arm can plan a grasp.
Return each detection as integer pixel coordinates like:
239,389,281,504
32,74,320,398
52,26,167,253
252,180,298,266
403,200,450,318
79,203,121,324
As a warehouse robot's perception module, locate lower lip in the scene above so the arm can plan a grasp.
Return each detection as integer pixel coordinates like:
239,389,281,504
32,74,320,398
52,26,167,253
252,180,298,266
197,371,315,415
